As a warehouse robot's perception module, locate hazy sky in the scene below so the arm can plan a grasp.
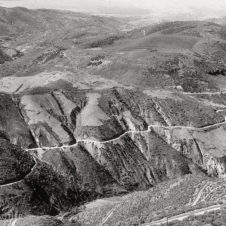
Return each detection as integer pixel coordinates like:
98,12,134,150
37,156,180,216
0,0,226,18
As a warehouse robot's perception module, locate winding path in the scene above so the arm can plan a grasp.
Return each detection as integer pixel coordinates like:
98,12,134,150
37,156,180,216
184,91,226,95
25,88,226,152
27,118,226,152
0,157,37,188
183,90,226,96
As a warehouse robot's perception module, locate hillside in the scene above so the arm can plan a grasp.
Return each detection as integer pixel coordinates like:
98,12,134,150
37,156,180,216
1,6,226,226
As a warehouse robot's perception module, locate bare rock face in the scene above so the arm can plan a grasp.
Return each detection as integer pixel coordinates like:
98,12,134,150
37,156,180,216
98,88,224,128
18,90,87,147
20,93,75,147
152,124,226,177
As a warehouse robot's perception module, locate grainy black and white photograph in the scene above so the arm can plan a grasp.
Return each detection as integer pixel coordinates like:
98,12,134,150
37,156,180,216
0,0,226,225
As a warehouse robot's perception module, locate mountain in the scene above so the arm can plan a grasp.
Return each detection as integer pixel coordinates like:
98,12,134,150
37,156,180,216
1,6,226,226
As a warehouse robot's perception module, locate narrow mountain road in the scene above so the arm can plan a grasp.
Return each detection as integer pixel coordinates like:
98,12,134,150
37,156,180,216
141,205,221,226
27,119,226,152
0,157,37,188
27,129,151,151
150,120,226,131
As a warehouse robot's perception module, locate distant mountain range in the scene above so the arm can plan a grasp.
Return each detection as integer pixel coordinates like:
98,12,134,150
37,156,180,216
1,0,226,21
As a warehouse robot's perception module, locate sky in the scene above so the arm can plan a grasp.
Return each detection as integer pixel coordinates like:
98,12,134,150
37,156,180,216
0,0,226,18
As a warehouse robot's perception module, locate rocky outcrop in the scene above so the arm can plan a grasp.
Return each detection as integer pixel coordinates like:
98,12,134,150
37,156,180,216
19,90,87,147
98,88,224,129
151,124,226,177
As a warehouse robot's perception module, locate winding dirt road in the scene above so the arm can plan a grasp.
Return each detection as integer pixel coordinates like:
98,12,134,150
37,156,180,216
27,118,226,152
184,91,226,95
0,157,37,188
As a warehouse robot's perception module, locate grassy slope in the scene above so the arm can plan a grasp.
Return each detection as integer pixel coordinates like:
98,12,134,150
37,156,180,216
68,175,226,226
69,175,204,225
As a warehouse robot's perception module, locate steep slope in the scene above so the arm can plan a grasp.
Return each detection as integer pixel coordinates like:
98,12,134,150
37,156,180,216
0,136,80,216
27,111,205,192
14,88,224,146
31,145,125,197
152,123,226,177
0,135,34,185
65,175,226,226
0,93,35,148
